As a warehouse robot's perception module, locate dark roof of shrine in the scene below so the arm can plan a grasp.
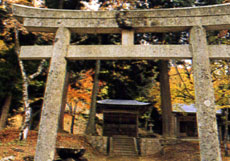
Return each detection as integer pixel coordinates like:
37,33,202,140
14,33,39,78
97,99,150,106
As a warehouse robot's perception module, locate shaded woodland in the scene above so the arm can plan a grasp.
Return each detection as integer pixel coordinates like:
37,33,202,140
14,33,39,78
1,0,230,160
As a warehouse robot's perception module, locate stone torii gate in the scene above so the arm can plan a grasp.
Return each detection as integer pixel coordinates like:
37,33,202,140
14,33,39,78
13,3,230,161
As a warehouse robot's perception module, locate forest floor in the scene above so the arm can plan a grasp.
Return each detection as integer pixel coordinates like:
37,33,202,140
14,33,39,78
1,114,230,161
0,128,230,161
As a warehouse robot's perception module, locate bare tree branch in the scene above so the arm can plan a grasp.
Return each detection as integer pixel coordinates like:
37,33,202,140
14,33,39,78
28,59,46,80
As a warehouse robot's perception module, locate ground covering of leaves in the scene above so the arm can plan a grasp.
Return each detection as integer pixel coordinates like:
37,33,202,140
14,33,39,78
1,128,230,161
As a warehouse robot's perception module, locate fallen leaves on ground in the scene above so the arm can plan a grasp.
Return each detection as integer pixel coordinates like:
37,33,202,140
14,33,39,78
0,128,230,161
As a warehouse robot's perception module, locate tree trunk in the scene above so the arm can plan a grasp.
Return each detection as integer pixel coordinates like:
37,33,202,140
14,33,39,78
18,59,46,140
0,94,12,130
224,109,229,156
14,28,32,140
85,60,100,135
70,114,75,134
70,104,77,134
58,0,64,9
159,60,175,137
14,27,46,140
59,72,69,131
18,59,32,141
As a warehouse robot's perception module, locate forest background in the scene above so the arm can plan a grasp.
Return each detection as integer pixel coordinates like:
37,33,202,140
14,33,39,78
0,0,230,138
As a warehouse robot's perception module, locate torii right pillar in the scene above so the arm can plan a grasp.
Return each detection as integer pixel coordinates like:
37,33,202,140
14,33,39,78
190,26,221,161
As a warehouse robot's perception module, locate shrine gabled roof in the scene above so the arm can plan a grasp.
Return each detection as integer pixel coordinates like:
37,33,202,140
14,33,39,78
97,99,150,106
173,104,221,114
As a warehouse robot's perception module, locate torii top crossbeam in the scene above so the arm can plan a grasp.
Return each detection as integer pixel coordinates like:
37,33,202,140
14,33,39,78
13,4,230,60
13,3,230,33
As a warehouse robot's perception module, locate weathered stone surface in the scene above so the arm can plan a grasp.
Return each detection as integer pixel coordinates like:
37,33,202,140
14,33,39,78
85,135,108,155
160,138,181,145
12,3,230,19
140,138,163,156
208,45,230,59
34,27,70,161
189,26,221,161
70,44,188,60
122,30,134,45
20,45,191,60
20,46,52,60
19,45,230,60
13,4,230,33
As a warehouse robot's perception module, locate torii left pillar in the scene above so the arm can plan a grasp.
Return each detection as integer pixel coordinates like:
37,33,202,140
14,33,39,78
35,27,70,161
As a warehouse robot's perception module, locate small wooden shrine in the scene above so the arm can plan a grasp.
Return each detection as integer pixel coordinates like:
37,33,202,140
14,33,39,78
97,99,150,137
173,104,221,137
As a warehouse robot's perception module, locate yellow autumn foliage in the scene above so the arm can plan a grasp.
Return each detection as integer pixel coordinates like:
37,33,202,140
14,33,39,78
149,61,230,111
0,40,8,51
